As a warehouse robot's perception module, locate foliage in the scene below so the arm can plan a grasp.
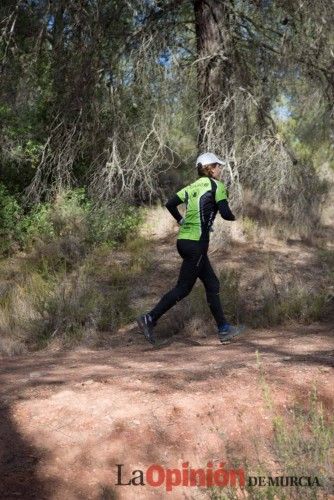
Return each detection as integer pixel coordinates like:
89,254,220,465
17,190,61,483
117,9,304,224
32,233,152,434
0,187,143,256
47,190,142,246
0,230,153,352
0,0,333,353
256,287,330,327
0,183,22,253
0,0,331,223
18,203,54,247
87,203,142,246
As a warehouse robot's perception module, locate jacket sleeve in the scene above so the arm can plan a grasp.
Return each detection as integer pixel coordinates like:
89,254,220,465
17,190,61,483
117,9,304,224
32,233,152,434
214,181,235,221
217,199,235,221
165,194,184,223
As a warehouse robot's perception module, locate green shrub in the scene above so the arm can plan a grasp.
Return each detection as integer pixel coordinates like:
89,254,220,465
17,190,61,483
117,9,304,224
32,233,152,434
0,185,143,257
87,202,142,245
253,287,330,327
51,188,91,238
18,203,54,248
23,190,142,249
0,183,22,254
35,266,133,347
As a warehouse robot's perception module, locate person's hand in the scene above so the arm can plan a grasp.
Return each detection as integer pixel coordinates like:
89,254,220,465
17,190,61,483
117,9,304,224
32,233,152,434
178,217,185,226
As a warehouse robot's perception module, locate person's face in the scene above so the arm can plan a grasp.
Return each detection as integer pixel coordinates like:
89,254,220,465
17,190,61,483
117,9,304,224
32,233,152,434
210,163,221,179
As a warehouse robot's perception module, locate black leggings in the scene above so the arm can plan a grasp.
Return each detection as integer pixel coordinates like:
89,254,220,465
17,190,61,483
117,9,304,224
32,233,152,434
149,239,226,327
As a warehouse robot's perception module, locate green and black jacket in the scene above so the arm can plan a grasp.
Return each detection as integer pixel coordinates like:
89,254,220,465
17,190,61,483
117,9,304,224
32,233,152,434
165,176,235,242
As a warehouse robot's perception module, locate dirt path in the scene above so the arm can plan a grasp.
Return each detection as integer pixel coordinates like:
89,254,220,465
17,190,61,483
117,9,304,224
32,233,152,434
0,231,333,500
1,325,333,499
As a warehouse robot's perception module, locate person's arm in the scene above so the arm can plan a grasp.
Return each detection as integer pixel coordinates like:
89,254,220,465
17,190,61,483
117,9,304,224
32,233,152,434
217,199,235,221
165,194,184,224
215,181,236,221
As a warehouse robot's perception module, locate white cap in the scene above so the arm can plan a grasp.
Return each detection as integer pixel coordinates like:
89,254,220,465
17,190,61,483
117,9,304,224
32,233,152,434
196,152,225,167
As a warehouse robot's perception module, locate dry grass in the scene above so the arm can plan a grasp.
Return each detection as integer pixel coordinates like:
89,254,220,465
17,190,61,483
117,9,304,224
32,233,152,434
0,232,154,354
208,357,334,500
253,286,330,328
255,355,334,499
139,203,179,240
0,336,26,357
209,217,245,252
241,216,260,242
318,248,334,280
164,259,331,333
0,261,55,355
34,236,153,348
0,191,332,355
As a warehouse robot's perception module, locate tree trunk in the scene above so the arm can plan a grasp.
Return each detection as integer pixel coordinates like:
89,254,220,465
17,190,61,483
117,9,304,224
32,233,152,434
52,1,66,111
193,0,235,153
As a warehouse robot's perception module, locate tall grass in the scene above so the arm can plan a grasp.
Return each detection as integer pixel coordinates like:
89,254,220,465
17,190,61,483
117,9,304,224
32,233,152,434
253,286,330,328
0,189,149,354
32,236,152,349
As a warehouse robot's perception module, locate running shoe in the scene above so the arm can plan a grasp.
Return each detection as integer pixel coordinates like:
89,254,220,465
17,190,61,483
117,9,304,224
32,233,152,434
136,313,156,344
218,323,246,343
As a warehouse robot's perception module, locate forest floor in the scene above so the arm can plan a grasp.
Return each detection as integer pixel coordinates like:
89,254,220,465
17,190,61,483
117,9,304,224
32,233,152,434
0,219,333,500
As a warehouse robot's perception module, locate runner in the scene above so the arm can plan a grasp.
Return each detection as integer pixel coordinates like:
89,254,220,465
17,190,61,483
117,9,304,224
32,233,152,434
137,152,245,345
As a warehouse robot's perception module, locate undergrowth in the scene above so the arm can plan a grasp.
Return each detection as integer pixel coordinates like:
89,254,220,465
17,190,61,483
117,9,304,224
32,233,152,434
207,353,334,499
166,259,330,335
0,188,150,353
31,235,152,349
0,189,332,352
253,353,333,499
252,286,330,327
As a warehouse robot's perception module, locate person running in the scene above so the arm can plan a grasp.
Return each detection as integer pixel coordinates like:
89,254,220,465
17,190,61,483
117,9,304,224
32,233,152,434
137,152,245,345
